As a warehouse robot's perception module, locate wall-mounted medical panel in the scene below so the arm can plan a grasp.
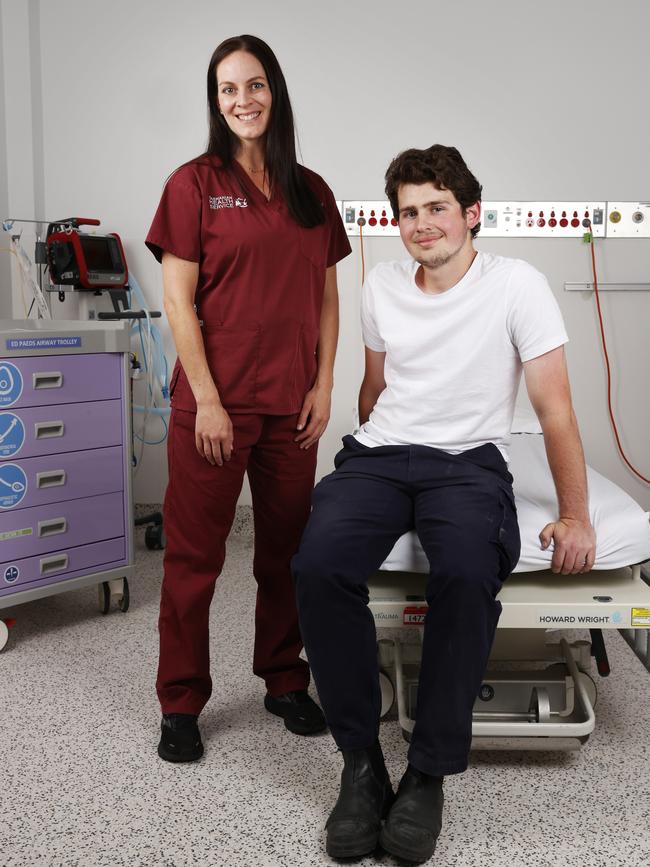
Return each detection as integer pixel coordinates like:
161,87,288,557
338,200,650,238
606,202,650,238
480,202,606,238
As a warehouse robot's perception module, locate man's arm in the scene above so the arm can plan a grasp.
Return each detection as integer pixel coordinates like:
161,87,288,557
523,345,596,575
359,347,386,425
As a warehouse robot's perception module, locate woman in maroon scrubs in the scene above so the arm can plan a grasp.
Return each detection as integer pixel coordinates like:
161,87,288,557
146,34,351,762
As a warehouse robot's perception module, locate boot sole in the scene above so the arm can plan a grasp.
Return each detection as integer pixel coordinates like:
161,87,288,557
157,742,204,763
326,829,379,859
379,826,436,864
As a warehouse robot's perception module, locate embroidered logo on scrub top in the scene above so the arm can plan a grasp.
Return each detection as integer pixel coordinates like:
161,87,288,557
209,195,235,210
208,195,248,210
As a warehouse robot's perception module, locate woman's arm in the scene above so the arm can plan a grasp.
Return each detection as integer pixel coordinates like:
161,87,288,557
162,251,233,466
295,265,339,449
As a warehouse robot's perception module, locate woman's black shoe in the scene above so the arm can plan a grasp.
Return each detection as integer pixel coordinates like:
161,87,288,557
264,689,327,735
157,713,204,763
325,741,395,859
379,765,444,863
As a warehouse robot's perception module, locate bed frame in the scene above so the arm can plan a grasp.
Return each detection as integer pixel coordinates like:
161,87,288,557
370,563,650,750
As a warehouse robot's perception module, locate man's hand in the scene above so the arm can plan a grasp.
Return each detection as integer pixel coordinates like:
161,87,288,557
539,518,597,575
295,384,332,449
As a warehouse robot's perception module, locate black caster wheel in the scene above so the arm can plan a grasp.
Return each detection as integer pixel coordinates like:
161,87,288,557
118,578,130,613
145,524,166,550
98,582,111,615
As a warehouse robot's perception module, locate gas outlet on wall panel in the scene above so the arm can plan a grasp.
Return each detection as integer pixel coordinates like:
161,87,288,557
606,202,650,238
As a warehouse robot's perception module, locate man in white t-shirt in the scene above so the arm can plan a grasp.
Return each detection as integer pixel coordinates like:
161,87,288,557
292,145,596,864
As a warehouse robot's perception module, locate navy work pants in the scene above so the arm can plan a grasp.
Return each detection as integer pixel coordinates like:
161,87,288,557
292,436,520,776
157,410,317,715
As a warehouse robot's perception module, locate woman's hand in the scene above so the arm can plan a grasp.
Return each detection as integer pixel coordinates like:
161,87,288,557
195,402,234,466
295,384,332,449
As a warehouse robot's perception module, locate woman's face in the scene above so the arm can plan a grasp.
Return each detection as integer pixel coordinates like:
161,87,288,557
216,50,272,146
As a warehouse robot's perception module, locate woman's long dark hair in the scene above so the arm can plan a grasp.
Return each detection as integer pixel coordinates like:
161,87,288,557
204,35,324,228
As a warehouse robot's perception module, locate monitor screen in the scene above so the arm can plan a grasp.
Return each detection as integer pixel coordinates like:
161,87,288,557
80,236,120,272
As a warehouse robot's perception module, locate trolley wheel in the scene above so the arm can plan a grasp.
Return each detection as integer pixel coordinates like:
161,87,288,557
118,578,130,613
98,581,111,615
145,524,166,550
379,670,395,718
0,620,9,652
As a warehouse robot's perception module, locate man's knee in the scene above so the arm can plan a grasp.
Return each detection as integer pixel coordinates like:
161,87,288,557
292,525,371,613
427,546,503,601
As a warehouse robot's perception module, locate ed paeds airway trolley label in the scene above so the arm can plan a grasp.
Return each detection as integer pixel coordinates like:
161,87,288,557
5,336,82,350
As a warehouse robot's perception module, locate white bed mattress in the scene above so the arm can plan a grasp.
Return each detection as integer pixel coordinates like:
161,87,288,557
381,432,650,573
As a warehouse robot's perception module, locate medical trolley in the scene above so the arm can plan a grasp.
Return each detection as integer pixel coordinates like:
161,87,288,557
0,320,134,651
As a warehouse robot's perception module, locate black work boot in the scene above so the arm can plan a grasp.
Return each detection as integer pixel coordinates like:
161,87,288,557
157,713,204,763
325,740,394,859
379,765,444,863
264,689,327,735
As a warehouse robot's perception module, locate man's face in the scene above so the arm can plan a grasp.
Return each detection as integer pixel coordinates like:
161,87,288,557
397,182,480,269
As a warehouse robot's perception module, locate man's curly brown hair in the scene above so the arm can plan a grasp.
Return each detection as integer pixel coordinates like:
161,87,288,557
385,145,483,239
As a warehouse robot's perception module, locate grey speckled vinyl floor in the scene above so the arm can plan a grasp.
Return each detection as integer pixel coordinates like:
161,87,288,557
1,516,649,867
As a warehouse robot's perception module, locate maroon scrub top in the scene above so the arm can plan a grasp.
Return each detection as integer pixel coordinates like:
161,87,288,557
146,156,351,415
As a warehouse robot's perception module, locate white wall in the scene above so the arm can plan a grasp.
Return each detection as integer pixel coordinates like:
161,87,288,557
2,0,649,508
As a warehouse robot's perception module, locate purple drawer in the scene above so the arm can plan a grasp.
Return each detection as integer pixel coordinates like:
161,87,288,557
0,353,122,409
0,537,126,596
0,400,123,460
0,446,123,510
0,491,125,560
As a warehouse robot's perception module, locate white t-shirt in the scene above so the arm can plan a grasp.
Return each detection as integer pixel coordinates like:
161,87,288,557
355,251,568,458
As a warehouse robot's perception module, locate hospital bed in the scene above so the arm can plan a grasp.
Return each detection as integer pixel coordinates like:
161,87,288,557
369,418,650,751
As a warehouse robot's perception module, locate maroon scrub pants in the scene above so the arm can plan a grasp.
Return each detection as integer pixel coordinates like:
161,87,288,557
156,408,317,715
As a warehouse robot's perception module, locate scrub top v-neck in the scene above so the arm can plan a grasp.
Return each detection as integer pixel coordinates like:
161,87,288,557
146,155,351,414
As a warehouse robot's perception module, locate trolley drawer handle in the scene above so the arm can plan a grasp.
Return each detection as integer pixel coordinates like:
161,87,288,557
35,421,65,439
36,469,66,489
38,517,67,537
33,372,63,390
40,553,69,575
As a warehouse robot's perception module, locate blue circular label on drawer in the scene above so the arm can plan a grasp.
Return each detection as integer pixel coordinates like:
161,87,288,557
0,363,23,408
0,413,25,459
4,565,19,584
0,463,28,509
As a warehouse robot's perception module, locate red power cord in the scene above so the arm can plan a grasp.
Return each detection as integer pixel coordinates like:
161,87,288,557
588,230,650,484
359,221,365,286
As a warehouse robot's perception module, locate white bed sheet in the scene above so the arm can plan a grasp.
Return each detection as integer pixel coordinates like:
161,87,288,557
381,432,650,573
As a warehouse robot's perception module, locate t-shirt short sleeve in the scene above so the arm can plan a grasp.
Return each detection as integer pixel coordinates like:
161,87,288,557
145,166,202,264
507,260,569,362
360,267,386,352
320,183,352,268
